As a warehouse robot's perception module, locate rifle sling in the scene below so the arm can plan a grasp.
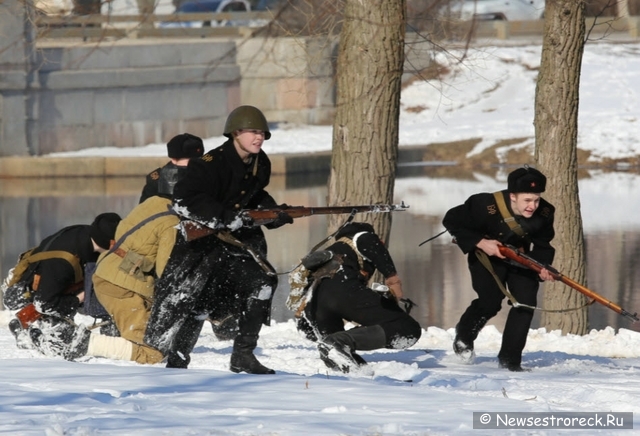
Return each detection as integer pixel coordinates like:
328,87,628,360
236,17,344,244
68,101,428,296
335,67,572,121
214,230,276,276
475,249,528,309
475,249,593,313
98,205,177,266
493,191,525,237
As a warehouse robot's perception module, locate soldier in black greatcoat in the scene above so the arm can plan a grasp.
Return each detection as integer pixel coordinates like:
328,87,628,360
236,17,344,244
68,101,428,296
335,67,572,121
144,105,292,374
139,133,204,204
299,222,422,373
442,166,556,371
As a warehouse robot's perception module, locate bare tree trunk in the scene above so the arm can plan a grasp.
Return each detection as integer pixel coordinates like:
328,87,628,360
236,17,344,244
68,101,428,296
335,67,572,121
328,0,405,243
617,0,630,17
535,0,588,335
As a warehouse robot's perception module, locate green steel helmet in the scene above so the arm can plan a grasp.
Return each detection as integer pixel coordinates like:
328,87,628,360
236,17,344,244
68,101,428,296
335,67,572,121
223,105,271,140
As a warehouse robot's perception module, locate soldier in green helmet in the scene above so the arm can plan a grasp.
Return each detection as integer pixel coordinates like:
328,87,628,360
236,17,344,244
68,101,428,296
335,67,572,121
144,105,293,374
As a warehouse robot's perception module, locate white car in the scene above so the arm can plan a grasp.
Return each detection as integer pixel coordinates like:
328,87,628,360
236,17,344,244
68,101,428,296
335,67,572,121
450,0,545,21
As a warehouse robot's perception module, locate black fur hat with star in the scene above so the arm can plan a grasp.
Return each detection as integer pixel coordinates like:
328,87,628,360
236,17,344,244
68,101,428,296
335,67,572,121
166,133,204,159
507,166,546,193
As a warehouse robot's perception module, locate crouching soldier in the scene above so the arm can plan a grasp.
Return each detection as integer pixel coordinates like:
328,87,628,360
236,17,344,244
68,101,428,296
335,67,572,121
293,222,422,373
23,135,204,365
2,213,121,351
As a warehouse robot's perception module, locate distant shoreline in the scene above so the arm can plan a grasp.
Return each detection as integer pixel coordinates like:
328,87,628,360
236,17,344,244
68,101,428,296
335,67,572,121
2,139,639,179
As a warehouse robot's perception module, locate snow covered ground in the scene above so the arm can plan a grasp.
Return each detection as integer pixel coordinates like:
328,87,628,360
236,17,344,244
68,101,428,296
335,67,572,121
2,310,640,435
2,41,640,435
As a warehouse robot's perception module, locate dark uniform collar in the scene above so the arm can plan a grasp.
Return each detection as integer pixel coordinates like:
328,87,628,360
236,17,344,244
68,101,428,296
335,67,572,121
219,139,260,176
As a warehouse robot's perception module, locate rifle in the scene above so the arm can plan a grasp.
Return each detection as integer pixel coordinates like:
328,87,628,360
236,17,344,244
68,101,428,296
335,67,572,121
498,244,639,323
182,203,410,242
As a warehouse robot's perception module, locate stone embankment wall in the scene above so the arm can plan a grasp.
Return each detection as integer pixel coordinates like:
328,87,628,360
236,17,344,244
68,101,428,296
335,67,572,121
0,0,435,160
1,0,638,166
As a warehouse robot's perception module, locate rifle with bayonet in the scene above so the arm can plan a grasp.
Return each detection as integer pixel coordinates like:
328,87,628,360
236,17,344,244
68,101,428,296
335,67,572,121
182,202,410,242
498,244,639,323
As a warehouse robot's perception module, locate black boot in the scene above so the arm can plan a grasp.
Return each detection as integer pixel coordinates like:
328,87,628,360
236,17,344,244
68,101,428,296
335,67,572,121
319,325,386,373
98,317,120,337
9,318,34,350
453,323,475,363
229,299,274,374
230,334,275,374
453,313,488,363
498,358,531,372
9,318,22,337
63,326,91,361
29,321,90,361
166,316,204,369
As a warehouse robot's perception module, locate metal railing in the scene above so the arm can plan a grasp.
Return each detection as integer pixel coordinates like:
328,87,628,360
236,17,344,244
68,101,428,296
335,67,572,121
33,12,640,40
34,11,273,39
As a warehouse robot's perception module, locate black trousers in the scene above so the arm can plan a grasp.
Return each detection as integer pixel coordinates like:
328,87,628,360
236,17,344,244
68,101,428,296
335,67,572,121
306,275,422,349
144,233,277,355
456,254,539,365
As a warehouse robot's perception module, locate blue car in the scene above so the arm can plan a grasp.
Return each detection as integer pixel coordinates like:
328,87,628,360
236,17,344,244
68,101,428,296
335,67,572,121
161,0,251,28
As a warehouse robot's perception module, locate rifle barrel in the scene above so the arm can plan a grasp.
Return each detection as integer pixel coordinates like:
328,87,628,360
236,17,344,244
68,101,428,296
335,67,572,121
182,203,408,242
248,204,406,218
498,245,639,323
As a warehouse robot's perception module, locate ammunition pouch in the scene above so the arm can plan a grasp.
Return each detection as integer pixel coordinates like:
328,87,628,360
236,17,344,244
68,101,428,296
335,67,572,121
286,250,344,316
117,250,155,281
309,253,344,282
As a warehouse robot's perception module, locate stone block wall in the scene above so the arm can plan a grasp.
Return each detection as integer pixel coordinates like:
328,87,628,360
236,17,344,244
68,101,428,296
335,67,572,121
1,7,435,156
0,0,34,156
236,37,338,126
31,39,241,155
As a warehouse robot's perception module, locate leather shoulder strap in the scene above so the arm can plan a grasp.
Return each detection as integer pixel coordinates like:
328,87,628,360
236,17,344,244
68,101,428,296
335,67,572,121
24,250,83,283
493,191,525,237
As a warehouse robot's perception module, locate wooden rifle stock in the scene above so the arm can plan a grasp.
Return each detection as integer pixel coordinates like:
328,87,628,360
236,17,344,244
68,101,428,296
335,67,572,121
498,245,639,322
182,203,409,242
15,280,85,329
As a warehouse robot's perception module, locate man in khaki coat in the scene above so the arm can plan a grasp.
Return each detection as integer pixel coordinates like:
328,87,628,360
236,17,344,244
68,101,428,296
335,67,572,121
33,134,202,364
90,192,179,364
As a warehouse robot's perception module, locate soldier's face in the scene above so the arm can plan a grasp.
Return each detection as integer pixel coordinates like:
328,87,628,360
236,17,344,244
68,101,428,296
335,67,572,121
510,193,541,218
233,129,265,160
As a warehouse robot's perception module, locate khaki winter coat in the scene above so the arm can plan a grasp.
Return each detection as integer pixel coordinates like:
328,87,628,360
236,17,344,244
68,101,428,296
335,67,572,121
93,196,179,299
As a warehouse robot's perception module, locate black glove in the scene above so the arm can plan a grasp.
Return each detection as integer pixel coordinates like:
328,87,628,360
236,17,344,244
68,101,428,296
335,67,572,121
269,211,294,229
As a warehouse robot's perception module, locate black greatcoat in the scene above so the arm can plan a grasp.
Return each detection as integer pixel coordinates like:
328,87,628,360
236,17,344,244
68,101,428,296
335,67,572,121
144,140,279,355
442,189,555,366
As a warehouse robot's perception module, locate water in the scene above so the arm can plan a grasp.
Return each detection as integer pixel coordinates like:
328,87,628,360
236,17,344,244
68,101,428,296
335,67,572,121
2,169,639,334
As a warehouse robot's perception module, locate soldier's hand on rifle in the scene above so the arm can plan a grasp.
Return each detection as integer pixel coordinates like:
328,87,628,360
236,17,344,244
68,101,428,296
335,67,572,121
222,210,253,229
269,211,294,229
477,238,505,258
385,275,404,301
538,268,555,282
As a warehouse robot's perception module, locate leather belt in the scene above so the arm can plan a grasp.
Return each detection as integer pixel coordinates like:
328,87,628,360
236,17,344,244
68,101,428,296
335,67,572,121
112,248,127,258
